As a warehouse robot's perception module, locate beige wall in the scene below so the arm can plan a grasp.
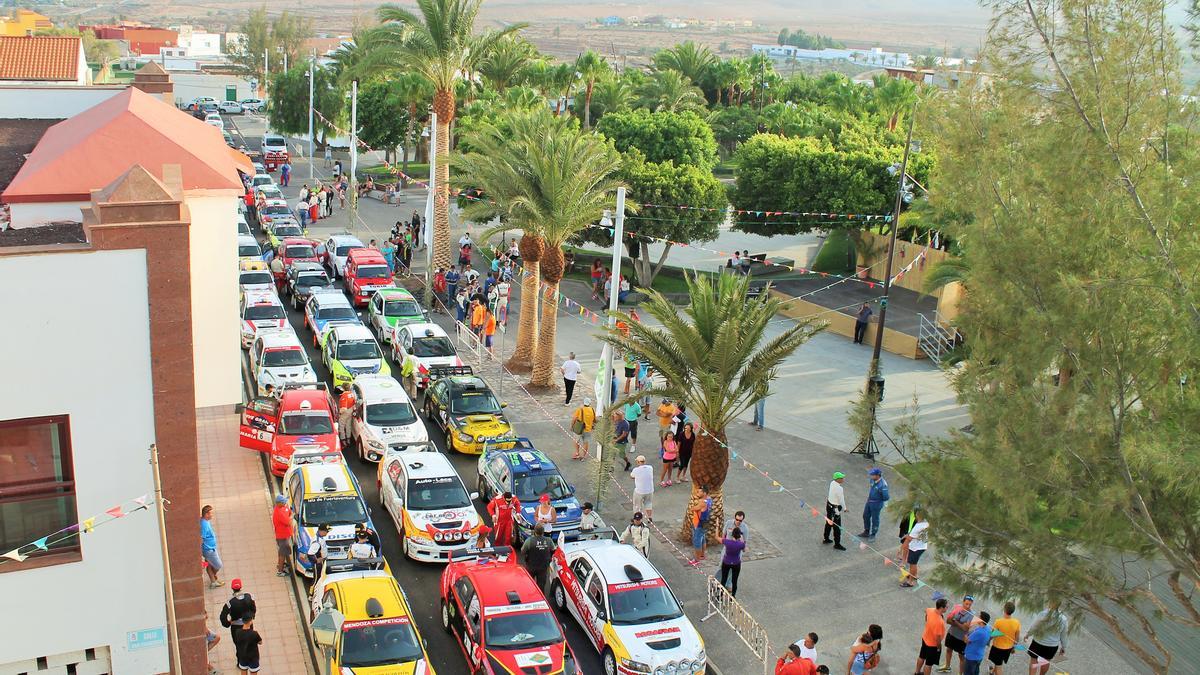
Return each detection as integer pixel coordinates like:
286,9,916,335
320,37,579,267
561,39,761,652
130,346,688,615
856,231,963,325
183,193,242,408
769,289,925,359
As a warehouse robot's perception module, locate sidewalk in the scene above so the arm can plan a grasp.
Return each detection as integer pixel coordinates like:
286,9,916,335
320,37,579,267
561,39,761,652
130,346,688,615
197,408,314,675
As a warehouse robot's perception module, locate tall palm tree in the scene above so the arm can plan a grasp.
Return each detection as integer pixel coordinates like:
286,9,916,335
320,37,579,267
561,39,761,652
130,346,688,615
589,76,634,121
600,273,822,542
549,63,577,116
363,0,526,272
871,74,919,130
478,35,538,93
453,109,623,385
640,70,707,113
574,49,610,129
652,40,717,90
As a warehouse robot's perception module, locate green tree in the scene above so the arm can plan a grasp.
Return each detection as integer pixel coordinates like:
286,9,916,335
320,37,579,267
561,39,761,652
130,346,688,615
589,76,635,122
227,7,313,80
478,35,538,93
870,74,919,131
652,40,717,89
906,1,1200,671
357,80,410,165
708,105,759,155
359,0,526,275
454,109,623,387
265,64,345,141
597,109,719,171
574,49,610,129
600,273,821,543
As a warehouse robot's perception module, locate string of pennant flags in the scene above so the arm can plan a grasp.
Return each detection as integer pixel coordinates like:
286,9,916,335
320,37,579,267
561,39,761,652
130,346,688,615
1,493,154,564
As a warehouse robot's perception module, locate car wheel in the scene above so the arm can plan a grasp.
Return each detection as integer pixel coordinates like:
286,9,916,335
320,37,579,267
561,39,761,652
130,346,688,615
400,529,410,558
476,476,488,503
440,599,452,633
551,580,566,611
603,649,617,675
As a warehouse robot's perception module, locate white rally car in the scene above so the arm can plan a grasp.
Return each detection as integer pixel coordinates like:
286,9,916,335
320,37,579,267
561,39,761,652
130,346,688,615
239,290,290,349
323,233,365,279
549,536,706,675
390,322,462,391
349,374,429,462
249,330,318,396
378,450,481,562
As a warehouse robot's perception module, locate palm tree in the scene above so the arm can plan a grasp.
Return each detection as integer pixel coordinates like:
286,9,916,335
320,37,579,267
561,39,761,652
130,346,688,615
392,73,433,173
478,35,538,93
652,41,717,90
454,109,623,383
363,0,526,272
871,74,919,130
549,62,576,116
639,70,707,113
589,76,634,121
599,273,822,542
574,49,610,129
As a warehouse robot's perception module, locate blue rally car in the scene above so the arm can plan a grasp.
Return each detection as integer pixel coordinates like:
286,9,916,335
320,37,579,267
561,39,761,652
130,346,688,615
476,438,582,545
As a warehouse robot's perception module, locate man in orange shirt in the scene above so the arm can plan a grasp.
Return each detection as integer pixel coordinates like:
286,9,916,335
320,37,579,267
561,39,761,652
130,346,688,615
337,385,356,446
271,495,293,576
483,309,497,356
775,644,817,675
915,597,949,674
470,298,486,338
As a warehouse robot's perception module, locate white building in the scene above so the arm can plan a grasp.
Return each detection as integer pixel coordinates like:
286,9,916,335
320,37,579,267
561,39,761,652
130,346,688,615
752,44,912,67
173,24,222,58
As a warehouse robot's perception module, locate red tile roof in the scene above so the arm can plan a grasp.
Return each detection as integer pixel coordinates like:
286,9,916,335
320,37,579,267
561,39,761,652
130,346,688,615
0,35,81,81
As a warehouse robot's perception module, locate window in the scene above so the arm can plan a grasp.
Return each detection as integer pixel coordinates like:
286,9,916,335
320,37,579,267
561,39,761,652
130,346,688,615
0,416,79,571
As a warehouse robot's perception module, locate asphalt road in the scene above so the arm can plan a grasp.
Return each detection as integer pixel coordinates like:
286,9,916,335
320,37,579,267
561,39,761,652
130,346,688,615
231,115,605,673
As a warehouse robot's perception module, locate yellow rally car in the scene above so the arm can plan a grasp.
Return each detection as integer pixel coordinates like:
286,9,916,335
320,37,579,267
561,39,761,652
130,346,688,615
309,557,436,674
421,366,513,454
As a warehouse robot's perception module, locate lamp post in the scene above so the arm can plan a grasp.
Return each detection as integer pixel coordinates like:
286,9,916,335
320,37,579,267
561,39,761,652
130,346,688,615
307,55,314,180
594,190,626,511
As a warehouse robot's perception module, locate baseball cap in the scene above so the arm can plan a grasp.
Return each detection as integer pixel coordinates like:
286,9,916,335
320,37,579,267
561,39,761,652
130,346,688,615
274,494,287,504
632,511,644,520
478,525,492,534
868,468,882,476
539,494,551,503
833,471,845,479
231,578,243,591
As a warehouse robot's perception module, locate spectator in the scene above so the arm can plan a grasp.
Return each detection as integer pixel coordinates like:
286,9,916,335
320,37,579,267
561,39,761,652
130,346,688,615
900,508,929,588
579,502,605,532
741,250,752,275
689,486,712,565
823,472,846,550
520,523,556,589
674,421,695,483
1026,604,1069,675
941,595,976,674
752,395,766,430
271,494,293,576
483,308,497,357
613,411,631,471
914,597,948,675
963,616,991,675
624,399,642,453
533,493,557,533
722,510,750,544
570,398,596,460
719,527,746,597
988,602,1021,675
846,631,877,675
232,612,262,674
655,398,677,440
775,644,818,675
561,352,581,405
853,303,873,345
619,512,651,557
659,434,678,486
623,350,637,395
219,578,256,642
857,468,890,540
590,260,605,299
495,277,511,324
792,633,819,663
204,610,221,675
200,505,224,588
630,455,655,522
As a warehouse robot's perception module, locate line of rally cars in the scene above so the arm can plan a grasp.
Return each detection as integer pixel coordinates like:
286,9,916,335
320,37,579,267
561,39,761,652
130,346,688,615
230,174,707,675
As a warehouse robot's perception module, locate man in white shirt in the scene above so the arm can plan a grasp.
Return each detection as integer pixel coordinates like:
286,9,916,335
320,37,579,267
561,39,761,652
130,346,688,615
900,508,928,587
791,633,819,662
561,352,582,406
620,512,651,556
823,471,847,550
459,232,473,249
302,523,330,576
495,279,511,323
349,529,376,559
630,455,655,522
579,502,605,532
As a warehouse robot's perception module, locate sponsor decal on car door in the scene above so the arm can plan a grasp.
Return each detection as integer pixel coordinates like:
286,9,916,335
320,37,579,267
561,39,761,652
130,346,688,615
239,397,279,452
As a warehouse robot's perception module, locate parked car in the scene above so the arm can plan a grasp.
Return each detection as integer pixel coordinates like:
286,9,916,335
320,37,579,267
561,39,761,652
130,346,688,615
203,112,224,130
239,383,340,476
349,374,427,462
476,439,581,544
322,234,365,279
366,288,427,344
240,98,265,112
423,367,513,455
320,323,391,391
390,323,461,391
249,330,317,396
218,100,244,114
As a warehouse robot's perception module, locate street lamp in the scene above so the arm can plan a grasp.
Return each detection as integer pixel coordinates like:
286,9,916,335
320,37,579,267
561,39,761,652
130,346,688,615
311,601,344,656
599,209,613,230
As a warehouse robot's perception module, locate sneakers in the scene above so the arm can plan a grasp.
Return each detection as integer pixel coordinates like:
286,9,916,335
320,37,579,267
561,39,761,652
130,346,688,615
834,544,847,551
208,580,225,589
276,570,289,577
856,531,870,538
822,539,832,545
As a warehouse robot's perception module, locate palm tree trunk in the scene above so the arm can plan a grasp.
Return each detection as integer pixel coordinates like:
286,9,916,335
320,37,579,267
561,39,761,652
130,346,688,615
530,280,561,389
403,102,416,176
583,83,594,129
508,235,544,373
432,88,455,272
678,429,729,544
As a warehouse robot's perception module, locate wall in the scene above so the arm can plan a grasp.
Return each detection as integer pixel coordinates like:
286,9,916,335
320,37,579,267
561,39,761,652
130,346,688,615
171,72,253,106
0,85,124,119
183,32,221,57
184,193,242,408
8,201,91,227
769,289,925,359
0,248,168,674
855,231,963,324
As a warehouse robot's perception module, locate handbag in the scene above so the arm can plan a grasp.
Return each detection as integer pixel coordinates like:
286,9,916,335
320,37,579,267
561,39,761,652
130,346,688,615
570,417,585,434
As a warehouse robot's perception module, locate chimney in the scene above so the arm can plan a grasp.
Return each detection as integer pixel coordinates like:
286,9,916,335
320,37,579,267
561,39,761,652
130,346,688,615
132,59,174,104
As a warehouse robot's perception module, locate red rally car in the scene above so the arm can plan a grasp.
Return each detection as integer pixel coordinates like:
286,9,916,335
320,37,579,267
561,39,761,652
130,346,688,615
239,383,341,476
440,547,580,675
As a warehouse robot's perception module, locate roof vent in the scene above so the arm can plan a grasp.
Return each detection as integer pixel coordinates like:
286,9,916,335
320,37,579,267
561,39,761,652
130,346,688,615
506,591,522,605
365,597,384,618
299,400,312,409
623,564,644,583
322,477,337,492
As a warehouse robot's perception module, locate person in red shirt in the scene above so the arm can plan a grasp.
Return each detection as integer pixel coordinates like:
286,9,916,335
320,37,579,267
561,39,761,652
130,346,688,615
486,491,520,547
271,494,293,576
775,644,817,675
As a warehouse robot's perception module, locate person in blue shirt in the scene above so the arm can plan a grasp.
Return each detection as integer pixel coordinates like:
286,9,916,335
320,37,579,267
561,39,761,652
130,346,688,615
200,505,224,588
445,265,461,307
962,613,992,675
857,467,890,539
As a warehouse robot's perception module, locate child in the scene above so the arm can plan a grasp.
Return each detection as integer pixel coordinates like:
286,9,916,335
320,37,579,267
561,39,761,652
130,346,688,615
233,613,262,673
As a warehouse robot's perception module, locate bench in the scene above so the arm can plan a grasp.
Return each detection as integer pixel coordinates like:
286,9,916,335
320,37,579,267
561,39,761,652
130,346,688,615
718,254,797,276
365,188,401,204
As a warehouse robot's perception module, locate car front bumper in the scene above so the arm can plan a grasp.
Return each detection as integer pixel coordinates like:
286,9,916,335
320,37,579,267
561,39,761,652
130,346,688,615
404,537,474,562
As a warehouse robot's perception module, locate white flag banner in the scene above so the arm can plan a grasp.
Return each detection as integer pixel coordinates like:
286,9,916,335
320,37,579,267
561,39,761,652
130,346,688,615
595,344,610,415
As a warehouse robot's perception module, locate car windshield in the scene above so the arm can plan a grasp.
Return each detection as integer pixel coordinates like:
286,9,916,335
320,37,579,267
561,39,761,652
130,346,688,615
383,299,421,317
335,245,359,256
279,411,334,435
340,620,424,667
253,177,271,185
405,476,471,510
337,339,380,361
239,244,261,257
297,272,329,287
366,402,417,427
244,304,285,320
485,612,563,650
264,136,284,147
607,580,683,625
450,391,501,415
512,473,571,503
263,349,307,367
300,495,367,527
411,336,454,358
240,272,272,285
285,244,315,258
317,306,356,321
357,265,391,280
262,205,289,216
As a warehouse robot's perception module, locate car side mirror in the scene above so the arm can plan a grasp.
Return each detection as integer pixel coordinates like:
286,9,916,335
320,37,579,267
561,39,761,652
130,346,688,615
500,402,508,408
596,608,607,621
469,492,479,501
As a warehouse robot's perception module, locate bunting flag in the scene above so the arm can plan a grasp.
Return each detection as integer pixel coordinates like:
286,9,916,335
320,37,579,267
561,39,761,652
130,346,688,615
106,506,124,519
3,550,27,562
81,517,96,534
0,493,153,566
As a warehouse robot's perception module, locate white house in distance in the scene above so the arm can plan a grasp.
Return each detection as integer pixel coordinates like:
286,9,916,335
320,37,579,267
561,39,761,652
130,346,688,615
172,24,222,57
1,86,250,409
752,44,912,67
0,34,93,86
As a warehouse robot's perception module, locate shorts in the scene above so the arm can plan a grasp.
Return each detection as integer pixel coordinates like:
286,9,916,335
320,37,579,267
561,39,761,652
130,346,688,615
988,646,1013,665
1027,640,1058,661
202,548,222,572
633,492,652,512
276,538,291,557
578,430,592,444
918,642,942,663
625,367,636,378
945,633,966,654
628,420,639,441
485,334,493,347
907,548,926,565
238,659,261,672
691,525,706,549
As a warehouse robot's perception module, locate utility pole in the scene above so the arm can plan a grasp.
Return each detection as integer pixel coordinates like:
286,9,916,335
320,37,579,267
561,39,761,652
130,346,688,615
594,186,626,511
348,80,359,228
262,48,268,100
424,112,437,313
149,444,181,675
307,54,314,181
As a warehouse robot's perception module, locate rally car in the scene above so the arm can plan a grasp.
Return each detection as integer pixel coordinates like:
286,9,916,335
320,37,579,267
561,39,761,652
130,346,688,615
477,441,582,544
239,383,340,476
422,367,513,454
237,234,263,262
269,222,310,251
239,290,289,349
390,323,462,391
304,291,361,345
257,203,294,231
282,450,375,577
238,260,274,295
320,323,391,390
440,547,581,675
379,450,481,561
348,374,427,462
249,330,318,396
236,213,251,236
366,288,427,344
309,557,435,674
322,233,365,279
549,537,706,675
285,262,334,310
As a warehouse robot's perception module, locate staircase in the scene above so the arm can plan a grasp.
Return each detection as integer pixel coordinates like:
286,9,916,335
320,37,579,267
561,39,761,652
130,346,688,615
918,312,958,363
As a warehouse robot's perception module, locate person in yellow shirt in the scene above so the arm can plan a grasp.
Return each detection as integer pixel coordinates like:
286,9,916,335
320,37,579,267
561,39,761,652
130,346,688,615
655,398,677,440
571,398,596,460
988,601,1020,675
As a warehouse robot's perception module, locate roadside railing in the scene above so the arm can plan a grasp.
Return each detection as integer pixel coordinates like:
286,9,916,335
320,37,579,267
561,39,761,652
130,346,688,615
701,574,772,675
